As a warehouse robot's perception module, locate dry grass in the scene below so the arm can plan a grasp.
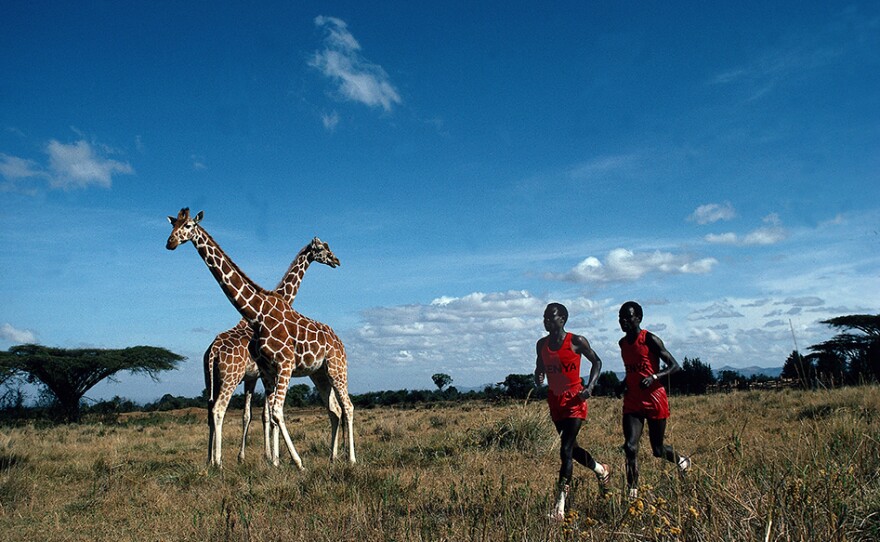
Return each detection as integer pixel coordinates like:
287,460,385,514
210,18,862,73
1,386,878,541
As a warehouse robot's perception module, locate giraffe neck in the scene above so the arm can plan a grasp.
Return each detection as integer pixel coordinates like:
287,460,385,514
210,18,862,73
273,246,312,304
190,225,267,323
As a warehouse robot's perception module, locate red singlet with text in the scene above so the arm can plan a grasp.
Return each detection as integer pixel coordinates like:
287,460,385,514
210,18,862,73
541,333,588,422
620,329,670,419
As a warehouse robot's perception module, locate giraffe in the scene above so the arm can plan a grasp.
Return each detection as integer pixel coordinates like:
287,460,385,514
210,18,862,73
166,208,355,469
205,236,340,468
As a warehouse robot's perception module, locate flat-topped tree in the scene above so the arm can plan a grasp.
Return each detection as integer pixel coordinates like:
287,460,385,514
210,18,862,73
0,344,183,422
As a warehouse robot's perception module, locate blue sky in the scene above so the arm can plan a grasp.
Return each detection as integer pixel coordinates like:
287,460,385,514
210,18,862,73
1,2,878,403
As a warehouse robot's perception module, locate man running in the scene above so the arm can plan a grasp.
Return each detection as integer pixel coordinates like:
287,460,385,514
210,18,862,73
618,301,691,500
535,302,611,521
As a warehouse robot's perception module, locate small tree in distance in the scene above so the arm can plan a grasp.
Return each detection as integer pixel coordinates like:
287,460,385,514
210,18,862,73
670,357,716,395
593,371,621,397
432,373,453,391
0,344,184,422
502,374,534,400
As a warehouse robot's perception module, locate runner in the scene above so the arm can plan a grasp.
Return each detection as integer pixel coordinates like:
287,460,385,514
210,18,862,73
618,301,691,500
535,302,611,521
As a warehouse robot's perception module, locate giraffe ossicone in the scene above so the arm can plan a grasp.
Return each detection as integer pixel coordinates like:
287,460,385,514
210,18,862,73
167,208,355,469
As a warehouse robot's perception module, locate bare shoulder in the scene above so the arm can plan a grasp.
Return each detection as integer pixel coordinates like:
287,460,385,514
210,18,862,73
645,331,668,353
570,333,593,351
645,330,663,345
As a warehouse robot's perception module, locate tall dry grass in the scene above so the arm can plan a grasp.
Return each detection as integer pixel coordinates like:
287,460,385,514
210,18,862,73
0,386,878,541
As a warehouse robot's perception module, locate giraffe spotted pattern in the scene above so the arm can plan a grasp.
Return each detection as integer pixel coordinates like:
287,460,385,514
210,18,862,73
167,208,355,469
204,237,341,468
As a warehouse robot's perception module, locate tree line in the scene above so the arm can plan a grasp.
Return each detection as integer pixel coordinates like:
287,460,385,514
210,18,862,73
2,314,878,423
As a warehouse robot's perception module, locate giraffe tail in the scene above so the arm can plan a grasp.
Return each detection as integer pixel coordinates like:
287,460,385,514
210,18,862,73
203,347,216,409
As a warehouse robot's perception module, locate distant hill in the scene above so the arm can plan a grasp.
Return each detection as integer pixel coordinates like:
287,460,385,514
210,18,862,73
714,365,783,379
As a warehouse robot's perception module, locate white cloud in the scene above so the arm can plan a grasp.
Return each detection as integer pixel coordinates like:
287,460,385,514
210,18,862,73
2,139,133,192
780,296,824,308
346,290,612,388
705,213,788,246
552,248,718,283
689,202,737,224
689,300,745,320
310,16,401,112
568,153,641,180
322,111,340,131
0,323,37,344
46,139,134,189
0,154,43,180
704,232,739,244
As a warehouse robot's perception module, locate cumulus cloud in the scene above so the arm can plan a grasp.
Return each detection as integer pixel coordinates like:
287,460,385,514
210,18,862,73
705,213,788,246
689,202,736,224
1,139,134,192
310,16,401,112
0,323,37,344
46,139,134,189
347,290,612,386
0,154,43,180
550,248,717,283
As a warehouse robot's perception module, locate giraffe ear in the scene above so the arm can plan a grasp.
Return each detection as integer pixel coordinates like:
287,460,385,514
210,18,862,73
194,211,204,223
167,216,176,224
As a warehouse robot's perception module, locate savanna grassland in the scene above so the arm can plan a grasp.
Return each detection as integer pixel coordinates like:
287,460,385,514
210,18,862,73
1,386,878,541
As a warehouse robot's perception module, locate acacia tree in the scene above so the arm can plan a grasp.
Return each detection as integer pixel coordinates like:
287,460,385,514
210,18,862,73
810,314,880,385
0,344,184,422
431,373,453,392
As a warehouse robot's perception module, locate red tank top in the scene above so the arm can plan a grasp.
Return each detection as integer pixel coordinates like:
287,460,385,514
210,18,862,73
620,329,661,391
619,329,670,418
541,333,582,396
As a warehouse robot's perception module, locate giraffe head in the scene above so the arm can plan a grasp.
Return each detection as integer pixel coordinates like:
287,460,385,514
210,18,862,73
166,207,204,250
308,237,340,268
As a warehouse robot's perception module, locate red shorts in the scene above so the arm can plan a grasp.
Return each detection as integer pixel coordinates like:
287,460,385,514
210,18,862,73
547,389,588,422
623,385,670,420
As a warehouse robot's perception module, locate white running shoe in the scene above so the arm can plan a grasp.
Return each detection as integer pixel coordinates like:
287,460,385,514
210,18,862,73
547,509,566,523
596,463,612,494
678,455,692,474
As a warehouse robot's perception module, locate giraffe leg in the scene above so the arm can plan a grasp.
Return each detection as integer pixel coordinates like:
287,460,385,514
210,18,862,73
211,400,228,468
329,378,356,464
310,372,342,461
256,367,277,464
204,350,216,466
206,401,216,466
205,349,233,468
262,388,279,465
238,375,256,462
271,374,304,470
